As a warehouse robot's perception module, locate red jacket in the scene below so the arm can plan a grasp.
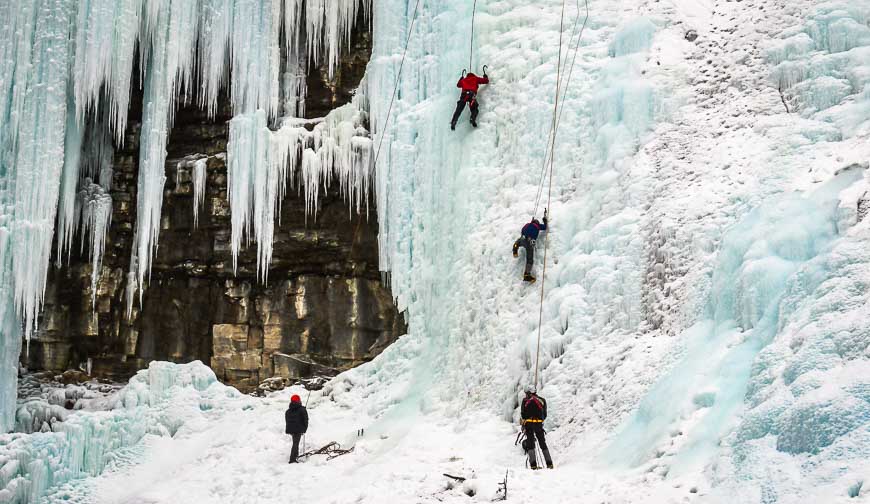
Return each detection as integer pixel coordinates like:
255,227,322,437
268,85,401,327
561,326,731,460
457,73,489,93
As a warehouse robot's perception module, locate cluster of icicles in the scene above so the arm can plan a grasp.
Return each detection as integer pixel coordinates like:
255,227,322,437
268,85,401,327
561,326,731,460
0,0,373,341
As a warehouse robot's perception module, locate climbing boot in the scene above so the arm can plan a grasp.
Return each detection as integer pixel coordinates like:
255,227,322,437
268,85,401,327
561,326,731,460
547,463,554,469
523,274,536,283
450,120,457,131
470,118,478,128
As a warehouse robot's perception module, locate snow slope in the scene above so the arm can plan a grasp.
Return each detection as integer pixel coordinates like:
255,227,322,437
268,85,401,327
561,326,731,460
3,0,870,502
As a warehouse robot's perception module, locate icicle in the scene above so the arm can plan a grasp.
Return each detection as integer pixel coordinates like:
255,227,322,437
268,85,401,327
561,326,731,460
193,158,208,228
305,0,370,79
77,179,113,308
127,0,199,313
7,0,76,338
56,96,85,266
229,0,282,118
72,0,143,144
226,102,373,278
198,0,234,117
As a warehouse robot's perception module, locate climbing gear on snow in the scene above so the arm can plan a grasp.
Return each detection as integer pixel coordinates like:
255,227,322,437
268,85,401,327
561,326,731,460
298,441,353,462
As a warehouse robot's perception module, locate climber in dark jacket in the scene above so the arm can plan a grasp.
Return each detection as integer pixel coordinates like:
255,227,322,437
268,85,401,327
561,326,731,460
521,390,553,470
285,394,309,463
512,211,548,283
450,71,490,130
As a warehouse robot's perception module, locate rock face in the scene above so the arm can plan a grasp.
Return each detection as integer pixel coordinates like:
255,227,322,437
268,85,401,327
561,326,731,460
24,18,404,391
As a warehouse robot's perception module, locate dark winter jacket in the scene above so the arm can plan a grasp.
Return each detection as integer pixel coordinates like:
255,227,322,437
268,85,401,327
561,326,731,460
457,73,490,93
285,403,309,434
521,220,547,240
521,394,547,421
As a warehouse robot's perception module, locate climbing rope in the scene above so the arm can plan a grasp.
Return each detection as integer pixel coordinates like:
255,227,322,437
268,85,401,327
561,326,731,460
469,0,479,70
298,441,354,461
532,0,569,391
531,0,590,219
355,0,421,261
372,0,422,169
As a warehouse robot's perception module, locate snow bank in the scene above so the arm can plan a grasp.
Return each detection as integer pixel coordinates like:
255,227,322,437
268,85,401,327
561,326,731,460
0,361,252,503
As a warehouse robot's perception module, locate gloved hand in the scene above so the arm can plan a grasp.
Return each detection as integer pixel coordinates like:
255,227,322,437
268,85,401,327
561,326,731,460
512,243,519,257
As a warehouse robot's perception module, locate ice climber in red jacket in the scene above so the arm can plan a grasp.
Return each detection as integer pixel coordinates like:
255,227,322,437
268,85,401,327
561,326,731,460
450,70,489,130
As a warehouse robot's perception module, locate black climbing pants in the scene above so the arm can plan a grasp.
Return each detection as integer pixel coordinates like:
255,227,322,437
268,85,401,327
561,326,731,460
513,236,535,276
451,91,479,125
289,433,302,463
524,423,552,468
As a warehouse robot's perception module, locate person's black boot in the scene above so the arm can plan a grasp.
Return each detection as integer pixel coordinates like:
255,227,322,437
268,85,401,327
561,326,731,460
523,273,536,283
470,118,478,127
542,448,553,468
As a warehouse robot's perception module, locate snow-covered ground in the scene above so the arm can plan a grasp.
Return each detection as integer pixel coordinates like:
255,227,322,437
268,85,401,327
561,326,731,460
2,0,870,502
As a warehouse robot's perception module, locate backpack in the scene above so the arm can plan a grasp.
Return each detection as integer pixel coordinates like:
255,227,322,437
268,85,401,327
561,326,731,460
524,394,547,420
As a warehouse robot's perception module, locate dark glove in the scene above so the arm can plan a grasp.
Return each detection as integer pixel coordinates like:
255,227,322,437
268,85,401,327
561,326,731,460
543,217,548,226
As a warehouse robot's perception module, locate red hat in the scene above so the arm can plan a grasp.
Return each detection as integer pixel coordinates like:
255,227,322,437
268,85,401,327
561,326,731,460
291,394,301,403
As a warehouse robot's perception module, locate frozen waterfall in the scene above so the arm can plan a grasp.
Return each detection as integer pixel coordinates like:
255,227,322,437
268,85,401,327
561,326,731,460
0,0,371,432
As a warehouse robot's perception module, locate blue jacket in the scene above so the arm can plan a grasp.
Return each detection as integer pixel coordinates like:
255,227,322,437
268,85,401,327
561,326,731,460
521,220,547,240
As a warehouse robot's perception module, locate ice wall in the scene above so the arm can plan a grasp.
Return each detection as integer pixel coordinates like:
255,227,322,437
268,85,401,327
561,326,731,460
606,169,862,472
328,0,670,429
0,361,254,504
769,2,870,122
0,0,371,432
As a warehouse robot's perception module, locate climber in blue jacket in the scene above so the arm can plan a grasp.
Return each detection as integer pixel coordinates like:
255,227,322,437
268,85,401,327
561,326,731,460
512,210,548,283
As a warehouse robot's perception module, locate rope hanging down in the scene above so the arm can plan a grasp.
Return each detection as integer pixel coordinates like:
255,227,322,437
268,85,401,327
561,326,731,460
469,0,479,69
531,0,590,219
372,0,422,168
533,0,569,392
354,0,420,258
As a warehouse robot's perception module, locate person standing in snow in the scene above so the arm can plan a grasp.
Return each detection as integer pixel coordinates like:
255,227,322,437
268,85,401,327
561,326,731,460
521,390,553,470
512,211,548,283
285,394,309,463
450,69,489,130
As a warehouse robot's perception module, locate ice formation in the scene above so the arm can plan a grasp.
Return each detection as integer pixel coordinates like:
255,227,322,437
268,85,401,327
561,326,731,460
227,102,373,279
0,361,252,503
176,155,210,229
0,0,371,431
